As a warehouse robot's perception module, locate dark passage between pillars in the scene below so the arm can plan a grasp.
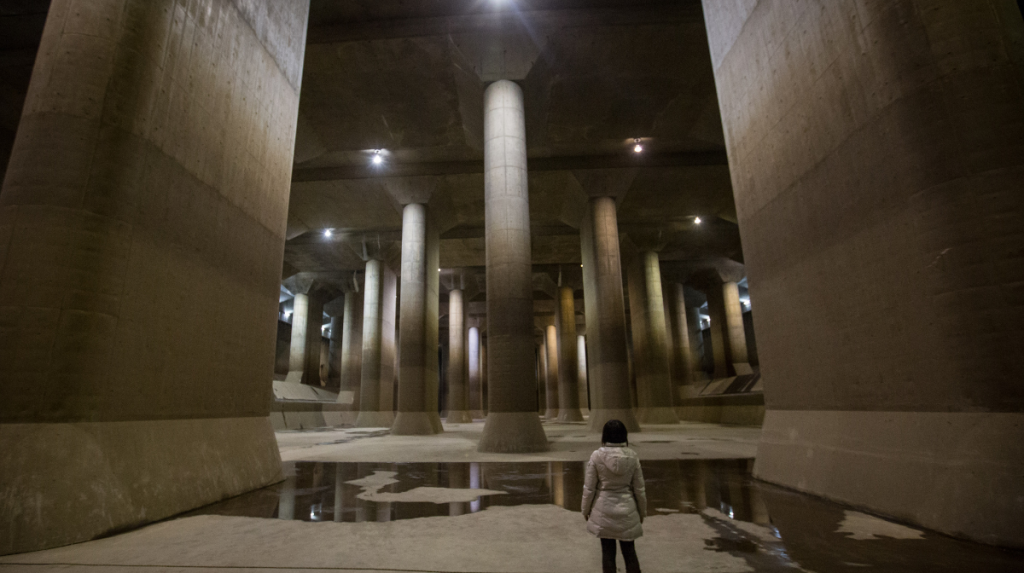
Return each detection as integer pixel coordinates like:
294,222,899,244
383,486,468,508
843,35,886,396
477,80,548,452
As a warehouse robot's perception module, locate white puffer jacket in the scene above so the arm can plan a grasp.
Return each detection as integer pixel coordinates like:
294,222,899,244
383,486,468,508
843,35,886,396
581,444,647,540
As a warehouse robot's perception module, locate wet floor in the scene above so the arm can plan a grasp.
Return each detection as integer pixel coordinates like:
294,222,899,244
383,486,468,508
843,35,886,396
184,459,1024,573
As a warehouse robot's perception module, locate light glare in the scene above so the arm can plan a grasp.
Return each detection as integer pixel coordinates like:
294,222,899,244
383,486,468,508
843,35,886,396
372,149,383,165
324,229,332,237
694,216,702,225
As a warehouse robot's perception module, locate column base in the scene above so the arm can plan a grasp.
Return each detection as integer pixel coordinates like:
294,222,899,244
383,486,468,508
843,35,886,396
0,417,282,555
637,407,680,424
391,412,441,435
354,411,394,428
756,410,1024,549
284,371,304,384
446,410,473,423
478,412,550,453
470,410,485,419
544,408,559,419
557,409,585,422
429,412,444,433
588,408,641,433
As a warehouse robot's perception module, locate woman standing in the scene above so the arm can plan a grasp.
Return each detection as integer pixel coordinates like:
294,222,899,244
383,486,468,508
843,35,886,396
581,419,647,573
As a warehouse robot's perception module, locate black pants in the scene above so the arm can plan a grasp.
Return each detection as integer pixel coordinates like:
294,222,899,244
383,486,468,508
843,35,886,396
601,538,640,573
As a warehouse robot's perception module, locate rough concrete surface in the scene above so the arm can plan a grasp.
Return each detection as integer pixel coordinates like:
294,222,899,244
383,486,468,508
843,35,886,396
0,506,753,573
0,0,309,554
703,0,1024,547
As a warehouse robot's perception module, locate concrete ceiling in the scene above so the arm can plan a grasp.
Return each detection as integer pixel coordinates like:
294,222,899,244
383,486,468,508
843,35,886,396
285,0,745,285
0,0,745,295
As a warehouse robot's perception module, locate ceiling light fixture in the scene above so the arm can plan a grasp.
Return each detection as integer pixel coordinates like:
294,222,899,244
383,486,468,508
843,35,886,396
633,138,643,153
694,216,702,225
324,229,332,237
372,149,383,165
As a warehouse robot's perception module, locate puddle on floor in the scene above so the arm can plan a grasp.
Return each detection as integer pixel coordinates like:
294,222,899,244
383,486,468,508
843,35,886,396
184,459,761,523
182,459,1024,573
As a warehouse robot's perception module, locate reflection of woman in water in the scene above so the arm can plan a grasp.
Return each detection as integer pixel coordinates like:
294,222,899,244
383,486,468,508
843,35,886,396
581,419,647,573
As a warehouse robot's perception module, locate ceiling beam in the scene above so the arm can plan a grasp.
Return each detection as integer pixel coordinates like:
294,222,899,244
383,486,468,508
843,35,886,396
292,150,728,182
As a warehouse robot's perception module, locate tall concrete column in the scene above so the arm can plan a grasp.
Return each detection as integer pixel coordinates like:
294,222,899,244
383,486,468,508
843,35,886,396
704,0,1024,546
287,293,311,382
446,290,471,423
393,203,442,435
722,281,750,370
686,305,705,379
0,0,310,554
480,340,488,416
338,290,364,408
667,283,695,399
577,335,589,414
556,287,584,421
627,252,678,424
537,339,548,415
544,324,560,419
468,326,483,419
327,313,343,390
478,80,548,452
355,260,393,427
287,290,326,387
580,197,639,432
704,280,749,378
704,285,731,379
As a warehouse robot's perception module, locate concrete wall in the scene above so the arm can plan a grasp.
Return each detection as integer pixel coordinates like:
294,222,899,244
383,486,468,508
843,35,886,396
703,0,1024,547
0,0,310,554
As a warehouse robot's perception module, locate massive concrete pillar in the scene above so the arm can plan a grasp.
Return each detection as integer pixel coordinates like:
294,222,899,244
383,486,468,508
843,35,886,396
556,287,584,421
626,252,678,424
0,0,309,554
468,326,483,419
703,0,1024,547
477,80,548,452
544,324,560,419
667,283,696,399
577,335,589,414
338,289,364,408
446,290,472,423
355,260,394,427
393,203,442,435
580,197,640,432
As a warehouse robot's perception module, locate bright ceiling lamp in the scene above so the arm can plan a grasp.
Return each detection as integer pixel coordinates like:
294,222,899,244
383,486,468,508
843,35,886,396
694,216,702,225
372,149,383,165
633,138,643,153
324,229,333,237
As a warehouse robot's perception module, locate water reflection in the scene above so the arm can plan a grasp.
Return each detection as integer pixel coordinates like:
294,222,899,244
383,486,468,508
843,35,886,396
181,458,1024,572
187,459,768,525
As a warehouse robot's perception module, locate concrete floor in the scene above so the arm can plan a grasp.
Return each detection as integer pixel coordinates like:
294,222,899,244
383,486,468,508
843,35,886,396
276,420,762,463
2,420,1023,573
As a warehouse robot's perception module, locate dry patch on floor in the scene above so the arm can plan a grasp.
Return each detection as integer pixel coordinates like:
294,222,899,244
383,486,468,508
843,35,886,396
275,420,761,463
